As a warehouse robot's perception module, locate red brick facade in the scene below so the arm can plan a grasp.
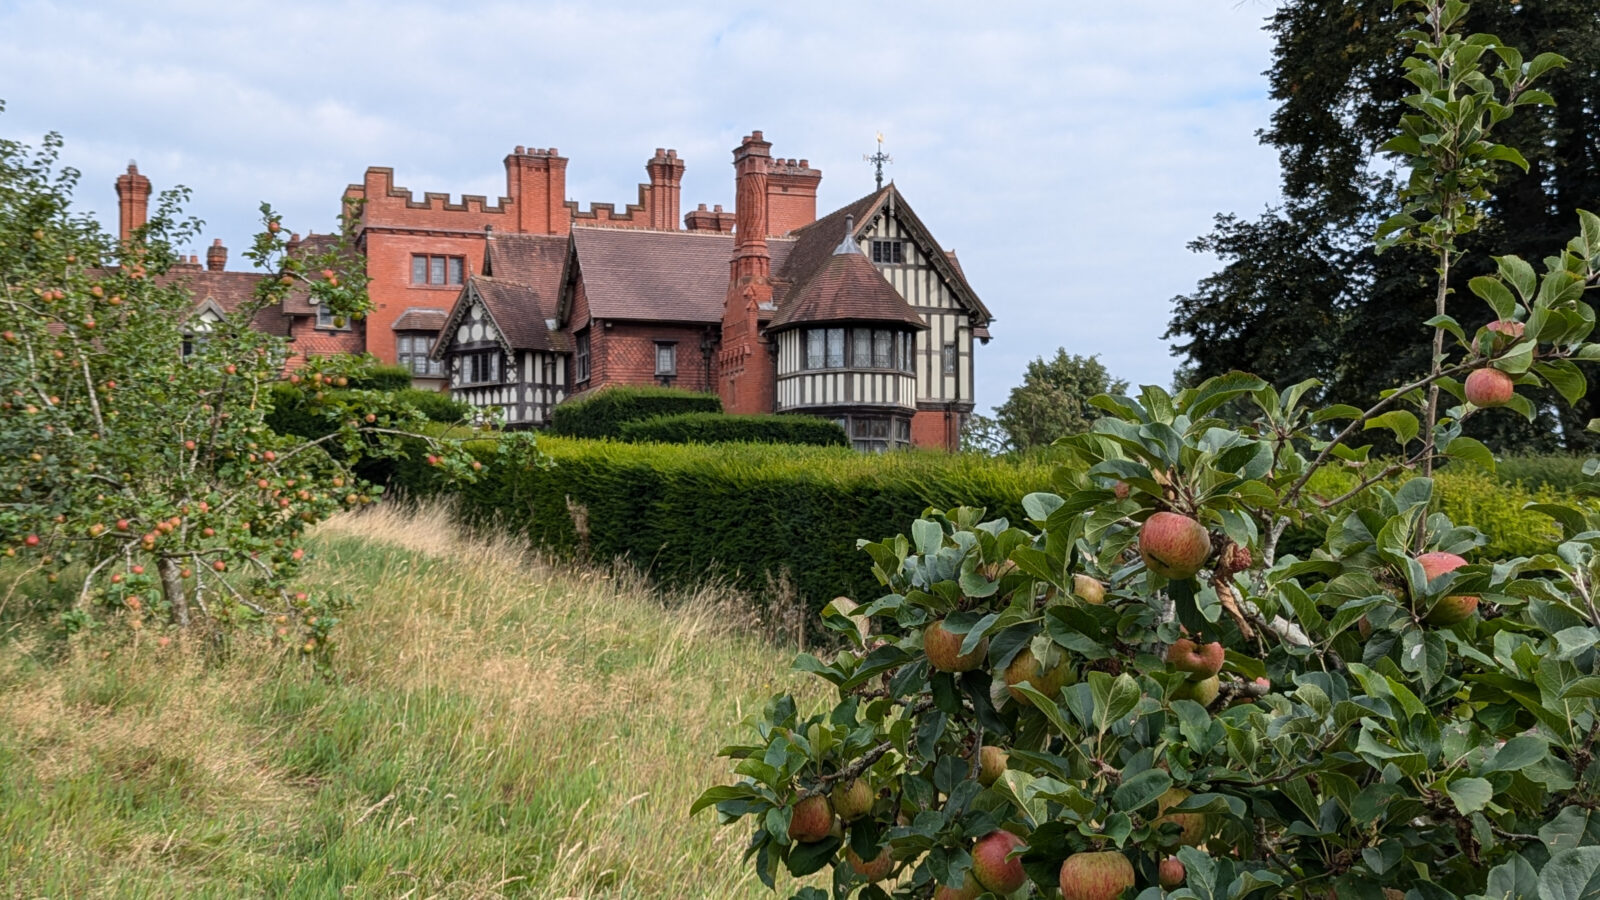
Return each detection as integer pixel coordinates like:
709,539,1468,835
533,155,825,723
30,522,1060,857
122,131,988,451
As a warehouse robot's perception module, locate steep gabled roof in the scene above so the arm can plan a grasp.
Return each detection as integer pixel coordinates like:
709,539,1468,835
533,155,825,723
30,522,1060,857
565,227,791,324
483,232,568,306
164,267,291,337
768,235,927,331
776,184,992,326
431,275,566,359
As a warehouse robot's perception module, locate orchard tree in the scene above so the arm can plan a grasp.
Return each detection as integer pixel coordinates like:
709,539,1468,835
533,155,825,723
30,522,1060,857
697,5,1600,898
996,351,1128,452
0,108,539,654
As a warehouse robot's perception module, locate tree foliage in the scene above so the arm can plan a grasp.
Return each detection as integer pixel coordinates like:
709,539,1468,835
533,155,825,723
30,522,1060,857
995,351,1128,452
1167,0,1600,453
698,7,1600,898
0,108,538,653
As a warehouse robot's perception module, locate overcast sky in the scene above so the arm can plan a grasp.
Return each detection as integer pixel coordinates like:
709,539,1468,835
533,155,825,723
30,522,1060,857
0,0,1284,413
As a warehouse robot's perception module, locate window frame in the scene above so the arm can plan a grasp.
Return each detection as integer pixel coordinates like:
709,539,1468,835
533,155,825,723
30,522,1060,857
315,304,351,331
410,253,467,287
575,330,592,383
654,341,677,377
396,332,442,378
942,341,958,375
870,240,905,265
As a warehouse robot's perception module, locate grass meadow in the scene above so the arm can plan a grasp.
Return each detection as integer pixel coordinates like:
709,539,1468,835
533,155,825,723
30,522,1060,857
0,503,828,898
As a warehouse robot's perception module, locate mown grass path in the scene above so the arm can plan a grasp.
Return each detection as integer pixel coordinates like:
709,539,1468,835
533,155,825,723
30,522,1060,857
0,504,826,897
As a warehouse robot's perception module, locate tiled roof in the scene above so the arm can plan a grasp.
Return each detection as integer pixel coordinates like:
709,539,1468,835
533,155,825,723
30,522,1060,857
470,276,567,353
768,244,927,331
484,233,567,317
163,267,291,337
571,228,734,323
774,187,889,301
392,307,448,332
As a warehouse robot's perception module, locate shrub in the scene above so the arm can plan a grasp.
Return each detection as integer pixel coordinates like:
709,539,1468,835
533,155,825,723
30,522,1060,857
618,412,847,447
1494,453,1589,492
344,362,413,392
393,388,470,424
549,385,721,439
394,436,1052,614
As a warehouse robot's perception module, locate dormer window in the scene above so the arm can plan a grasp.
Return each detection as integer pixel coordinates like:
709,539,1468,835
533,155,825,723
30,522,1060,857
870,240,905,264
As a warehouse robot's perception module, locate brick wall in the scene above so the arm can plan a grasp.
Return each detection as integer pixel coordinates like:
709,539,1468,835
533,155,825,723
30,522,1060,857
283,320,367,372
359,233,485,364
911,408,961,452
591,322,715,392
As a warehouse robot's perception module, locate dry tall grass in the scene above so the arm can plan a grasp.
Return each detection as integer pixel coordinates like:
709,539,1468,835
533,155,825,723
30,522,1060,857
0,502,829,897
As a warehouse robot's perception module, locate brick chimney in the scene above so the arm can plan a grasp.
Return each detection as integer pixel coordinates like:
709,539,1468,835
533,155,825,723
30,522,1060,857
684,203,737,233
645,148,685,231
766,157,822,236
206,238,227,271
718,131,776,415
115,162,152,242
504,146,570,235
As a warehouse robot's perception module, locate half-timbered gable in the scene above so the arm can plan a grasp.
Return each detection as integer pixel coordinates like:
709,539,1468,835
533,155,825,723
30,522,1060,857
773,184,992,448
767,219,926,451
433,275,569,427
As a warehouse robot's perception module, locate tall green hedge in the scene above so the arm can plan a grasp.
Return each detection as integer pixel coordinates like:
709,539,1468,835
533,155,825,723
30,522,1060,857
617,412,847,447
395,438,1052,613
549,386,721,439
345,363,414,392
1284,464,1566,559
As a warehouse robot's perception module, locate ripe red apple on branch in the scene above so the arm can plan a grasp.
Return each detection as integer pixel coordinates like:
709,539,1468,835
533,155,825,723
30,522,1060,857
1058,850,1136,900
970,829,1028,894
1463,367,1514,407
1415,551,1479,625
1139,511,1212,579
925,618,987,672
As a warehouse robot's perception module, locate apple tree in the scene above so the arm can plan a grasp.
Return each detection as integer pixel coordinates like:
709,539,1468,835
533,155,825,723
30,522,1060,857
0,107,540,656
696,4,1600,898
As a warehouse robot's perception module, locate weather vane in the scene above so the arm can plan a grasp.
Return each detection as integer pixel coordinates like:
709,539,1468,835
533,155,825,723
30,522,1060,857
863,132,893,190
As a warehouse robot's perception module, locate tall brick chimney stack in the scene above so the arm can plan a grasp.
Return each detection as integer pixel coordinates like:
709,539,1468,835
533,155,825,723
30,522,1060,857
719,132,777,415
115,162,152,242
206,238,227,271
504,146,571,235
731,131,771,283
765,157,822,236
645,148,685,231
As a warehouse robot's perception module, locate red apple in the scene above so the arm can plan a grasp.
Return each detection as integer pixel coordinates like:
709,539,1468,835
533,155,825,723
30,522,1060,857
1464,367,1514,407
846,845,894,883
1059,851,1136,900
1159,855,1187,889
23,534,40,547
970,830,1027,894
212,560,227,572
1417,551,1478,625
1139,512,1212,579
787,794,833,843
925,618,987,672
933,878,983,900
1167,638,1224,679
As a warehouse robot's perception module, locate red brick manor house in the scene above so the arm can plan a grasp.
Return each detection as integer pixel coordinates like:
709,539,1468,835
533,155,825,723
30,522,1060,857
115,132,993,451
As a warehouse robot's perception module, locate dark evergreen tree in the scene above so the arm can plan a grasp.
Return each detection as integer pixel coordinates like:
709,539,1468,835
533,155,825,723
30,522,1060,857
1167,0,1600,451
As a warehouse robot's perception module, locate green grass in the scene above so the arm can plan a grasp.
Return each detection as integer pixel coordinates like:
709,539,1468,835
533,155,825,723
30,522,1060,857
0,504,827,898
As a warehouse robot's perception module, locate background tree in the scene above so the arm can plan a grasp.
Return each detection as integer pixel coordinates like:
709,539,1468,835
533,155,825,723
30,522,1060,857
994,350,1128,451
1167,0,1600,452
0,109,536,653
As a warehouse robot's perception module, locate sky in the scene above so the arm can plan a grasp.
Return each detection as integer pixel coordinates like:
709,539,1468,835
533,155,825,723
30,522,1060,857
0,0,1285,414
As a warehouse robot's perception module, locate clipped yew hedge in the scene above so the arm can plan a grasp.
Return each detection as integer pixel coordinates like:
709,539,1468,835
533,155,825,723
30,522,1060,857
617,412,847,447
548,386,721,439
395,437,1053,612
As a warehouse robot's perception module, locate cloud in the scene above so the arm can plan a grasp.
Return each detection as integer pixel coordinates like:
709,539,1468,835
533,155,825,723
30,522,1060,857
0,0,1285,411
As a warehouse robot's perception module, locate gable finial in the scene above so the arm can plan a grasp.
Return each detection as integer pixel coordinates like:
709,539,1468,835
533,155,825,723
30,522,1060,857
863,132,893,190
